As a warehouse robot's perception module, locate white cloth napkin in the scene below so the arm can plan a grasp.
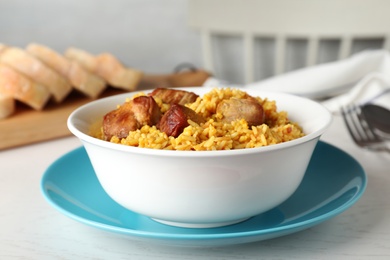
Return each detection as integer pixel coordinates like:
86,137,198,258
321,73,390,113
203,49,390,113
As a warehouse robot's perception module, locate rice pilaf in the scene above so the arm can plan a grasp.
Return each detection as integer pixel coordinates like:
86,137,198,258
97,88,304,150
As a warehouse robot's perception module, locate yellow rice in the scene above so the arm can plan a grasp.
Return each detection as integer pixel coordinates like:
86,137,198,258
95,88,305,151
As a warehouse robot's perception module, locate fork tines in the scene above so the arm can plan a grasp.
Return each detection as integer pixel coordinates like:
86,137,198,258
341,104,385,149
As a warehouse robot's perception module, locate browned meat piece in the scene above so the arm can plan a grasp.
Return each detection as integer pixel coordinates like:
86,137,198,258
158,104,205,137
131,95,162,126
216,97,265,126
102,102,136,140
149,88,199,105
102,96,161,140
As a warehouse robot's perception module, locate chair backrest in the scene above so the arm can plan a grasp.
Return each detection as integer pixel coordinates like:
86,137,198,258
188,0,390,84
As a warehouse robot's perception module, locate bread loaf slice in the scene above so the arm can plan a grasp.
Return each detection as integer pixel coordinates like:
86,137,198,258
0,47,72,102
0,64,51,110
26,43,106,98
95,53,143,91
64,47,97,72
0,43,7,53
66,61,107,98
65,47,143,91
0,93,15,119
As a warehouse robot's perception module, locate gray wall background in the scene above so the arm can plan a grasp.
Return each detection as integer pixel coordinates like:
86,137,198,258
0,0,384,84
0,0,202,74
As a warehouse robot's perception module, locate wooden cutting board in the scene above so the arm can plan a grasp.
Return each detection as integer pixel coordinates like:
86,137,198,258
0,89,126,151
0,69,211,151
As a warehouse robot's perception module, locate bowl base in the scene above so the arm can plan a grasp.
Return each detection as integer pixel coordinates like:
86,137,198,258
151,217,250,228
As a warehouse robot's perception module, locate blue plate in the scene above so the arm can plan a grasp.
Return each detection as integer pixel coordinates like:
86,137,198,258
41,141,366,247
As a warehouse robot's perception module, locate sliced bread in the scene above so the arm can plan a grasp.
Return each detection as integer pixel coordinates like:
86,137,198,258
0,92,15,119
95,53,142,91
65,47,143,91
26,43,106,98
0,47,72,102
0,43,7,53
0,63,51,110
64,47,97,72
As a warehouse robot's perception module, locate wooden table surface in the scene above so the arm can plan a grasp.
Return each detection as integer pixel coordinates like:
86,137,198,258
0,89,127,150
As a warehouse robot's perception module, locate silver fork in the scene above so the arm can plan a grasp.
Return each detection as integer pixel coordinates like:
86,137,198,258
341,104,390,152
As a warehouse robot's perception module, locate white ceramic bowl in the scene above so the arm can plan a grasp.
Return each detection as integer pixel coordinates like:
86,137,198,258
67,87,332,228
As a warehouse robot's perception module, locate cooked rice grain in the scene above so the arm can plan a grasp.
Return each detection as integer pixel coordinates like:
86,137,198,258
100,88,305,150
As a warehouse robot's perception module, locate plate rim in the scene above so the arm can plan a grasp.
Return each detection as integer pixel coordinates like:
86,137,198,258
41,141,367,241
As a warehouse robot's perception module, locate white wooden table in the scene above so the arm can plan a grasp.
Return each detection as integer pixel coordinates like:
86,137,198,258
1,115,389,259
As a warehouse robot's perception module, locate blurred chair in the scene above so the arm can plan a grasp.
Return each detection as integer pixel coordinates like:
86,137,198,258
188,0,390,84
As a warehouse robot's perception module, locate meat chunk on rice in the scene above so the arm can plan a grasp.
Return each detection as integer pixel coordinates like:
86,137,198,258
102,96,161,140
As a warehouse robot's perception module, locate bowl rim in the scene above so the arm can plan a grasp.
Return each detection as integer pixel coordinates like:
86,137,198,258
67,87,333,157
